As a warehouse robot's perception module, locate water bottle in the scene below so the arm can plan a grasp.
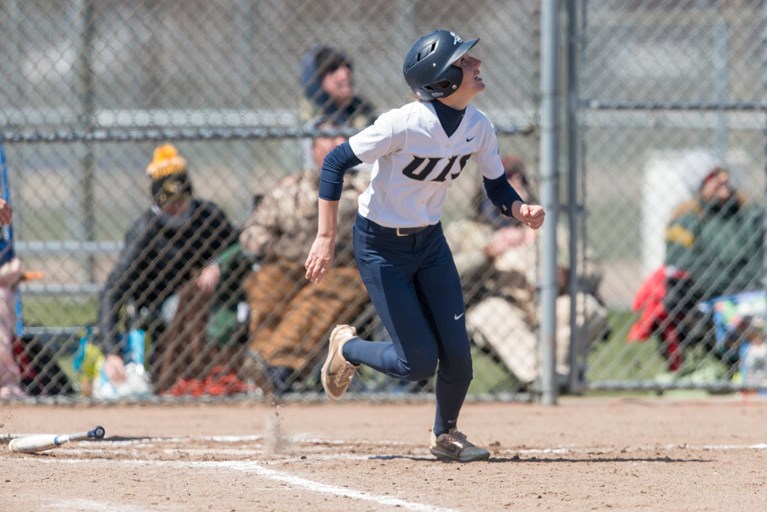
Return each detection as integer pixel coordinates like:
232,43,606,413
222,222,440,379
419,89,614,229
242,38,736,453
125,328,146,366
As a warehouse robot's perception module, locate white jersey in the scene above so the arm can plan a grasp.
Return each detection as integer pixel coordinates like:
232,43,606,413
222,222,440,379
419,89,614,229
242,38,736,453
349,101,505,228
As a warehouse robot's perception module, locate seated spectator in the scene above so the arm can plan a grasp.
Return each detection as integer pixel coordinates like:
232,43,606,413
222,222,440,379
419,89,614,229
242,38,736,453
739,317,767,387
96,144,238,396
238,117,368,395
0,197,25,399
630,165,764,373
445,156,607,389
299,46,376,130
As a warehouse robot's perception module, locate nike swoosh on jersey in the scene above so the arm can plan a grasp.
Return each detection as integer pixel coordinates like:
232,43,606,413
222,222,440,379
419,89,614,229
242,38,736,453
466,136,475,142
454,312,465,320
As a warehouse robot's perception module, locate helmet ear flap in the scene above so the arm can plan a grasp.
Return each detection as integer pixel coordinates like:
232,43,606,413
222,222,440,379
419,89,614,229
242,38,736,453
442,65,463,92
422,66,463,96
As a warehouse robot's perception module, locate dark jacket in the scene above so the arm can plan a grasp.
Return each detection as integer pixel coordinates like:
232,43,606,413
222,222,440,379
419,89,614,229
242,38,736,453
664,195,764,301
97,198,237,354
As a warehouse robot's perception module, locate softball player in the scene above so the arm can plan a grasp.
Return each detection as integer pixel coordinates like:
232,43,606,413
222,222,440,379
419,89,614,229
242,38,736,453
305,29,545,462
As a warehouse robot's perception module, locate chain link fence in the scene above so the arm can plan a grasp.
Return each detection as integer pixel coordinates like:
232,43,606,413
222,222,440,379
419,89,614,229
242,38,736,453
577,0,767,392
0,0,543,402
2,0,765,403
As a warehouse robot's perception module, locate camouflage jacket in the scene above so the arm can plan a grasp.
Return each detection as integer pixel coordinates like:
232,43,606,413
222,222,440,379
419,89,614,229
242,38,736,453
240,166,368,266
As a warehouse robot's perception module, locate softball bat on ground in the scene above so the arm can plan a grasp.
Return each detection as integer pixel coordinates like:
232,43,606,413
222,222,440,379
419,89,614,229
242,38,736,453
8,425,105,453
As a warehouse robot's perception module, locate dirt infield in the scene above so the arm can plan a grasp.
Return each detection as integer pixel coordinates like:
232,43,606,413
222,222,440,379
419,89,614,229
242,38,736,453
1,395,766,512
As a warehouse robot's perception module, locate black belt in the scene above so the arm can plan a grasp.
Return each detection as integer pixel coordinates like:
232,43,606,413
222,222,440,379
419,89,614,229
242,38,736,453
356,215,431,237
393,226,429,236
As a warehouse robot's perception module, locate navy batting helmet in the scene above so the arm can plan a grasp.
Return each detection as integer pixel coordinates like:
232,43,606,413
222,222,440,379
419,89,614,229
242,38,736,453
403,29,479,100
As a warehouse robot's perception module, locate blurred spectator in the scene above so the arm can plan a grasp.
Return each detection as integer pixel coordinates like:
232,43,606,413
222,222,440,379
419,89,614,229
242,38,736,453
238,117,368,395
0,198,25,399
739,317,767,387
0,199,11,224
96,144,238,396
630,166,764,373
446,156,607,389
299,46,376,130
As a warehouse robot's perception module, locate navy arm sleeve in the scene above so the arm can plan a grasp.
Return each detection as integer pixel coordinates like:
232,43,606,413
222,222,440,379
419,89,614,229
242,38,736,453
483,174,525,218
318,141,363,201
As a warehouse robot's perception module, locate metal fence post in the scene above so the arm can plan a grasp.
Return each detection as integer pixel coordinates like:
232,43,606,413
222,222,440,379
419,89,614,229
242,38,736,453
539,0,561,406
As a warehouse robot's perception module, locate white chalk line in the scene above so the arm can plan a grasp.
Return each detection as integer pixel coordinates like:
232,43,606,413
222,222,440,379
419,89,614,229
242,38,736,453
44,498,156,512
514,443,767,455
11,431,767,461
7,429,767,459
19,456,460,512
95,434,767,452
37,442,767,464
68,433,406,447
85,433,767,455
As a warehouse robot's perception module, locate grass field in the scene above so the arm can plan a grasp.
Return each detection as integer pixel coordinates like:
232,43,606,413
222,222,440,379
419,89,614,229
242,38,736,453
22,296,97,328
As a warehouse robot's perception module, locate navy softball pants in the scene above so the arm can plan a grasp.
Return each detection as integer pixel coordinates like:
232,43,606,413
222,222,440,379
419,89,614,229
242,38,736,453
342,214,473,436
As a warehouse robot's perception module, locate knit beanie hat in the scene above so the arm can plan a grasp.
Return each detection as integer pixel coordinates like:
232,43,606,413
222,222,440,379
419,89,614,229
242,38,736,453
146,144,192,208
301,46,352,98
314,47,352,79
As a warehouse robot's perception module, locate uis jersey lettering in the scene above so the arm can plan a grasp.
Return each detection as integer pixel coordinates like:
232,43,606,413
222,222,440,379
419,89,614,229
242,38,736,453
349,101,505,228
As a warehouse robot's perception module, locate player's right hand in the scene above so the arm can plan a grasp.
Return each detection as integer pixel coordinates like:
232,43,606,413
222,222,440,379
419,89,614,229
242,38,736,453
304,235,335,284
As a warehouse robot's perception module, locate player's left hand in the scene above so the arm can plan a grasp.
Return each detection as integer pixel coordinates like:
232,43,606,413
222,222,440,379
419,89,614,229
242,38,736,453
519,204,545,229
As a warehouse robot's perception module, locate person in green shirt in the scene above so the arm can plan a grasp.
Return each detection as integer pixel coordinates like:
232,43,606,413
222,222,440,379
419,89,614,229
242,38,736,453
663,166,764,366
